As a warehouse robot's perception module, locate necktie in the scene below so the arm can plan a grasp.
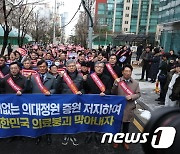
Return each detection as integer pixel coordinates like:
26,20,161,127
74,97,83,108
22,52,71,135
124,80,130,83
41,74,44,83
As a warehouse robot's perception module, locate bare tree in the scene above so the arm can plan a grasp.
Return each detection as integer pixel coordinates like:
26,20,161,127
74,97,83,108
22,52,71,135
12,2,35,47
74,12,88,47
0,0,44,55
30,9,61,44
30,12,52,43
0,0,23,55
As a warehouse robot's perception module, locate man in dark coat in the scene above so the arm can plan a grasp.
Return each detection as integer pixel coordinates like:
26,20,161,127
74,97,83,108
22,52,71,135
56,59,84,146
155,54,169,104
149,48,161,82
56,59,84,94
84,61,111,144
0,62,28,142
140,46,152,81
136,44,143,61
84,61,111,95
0,62,27,94
7,43,13,56
104,54,122,87
80,61,90,76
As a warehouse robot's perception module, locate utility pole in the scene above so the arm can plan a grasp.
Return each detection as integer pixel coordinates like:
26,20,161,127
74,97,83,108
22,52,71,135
53,0,57,44
112,0,117,33
88,1,93,49
57,1,64,44
81,0,93,49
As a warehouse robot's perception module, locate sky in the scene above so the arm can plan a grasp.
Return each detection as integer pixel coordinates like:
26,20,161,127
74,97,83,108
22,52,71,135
35,0,82,36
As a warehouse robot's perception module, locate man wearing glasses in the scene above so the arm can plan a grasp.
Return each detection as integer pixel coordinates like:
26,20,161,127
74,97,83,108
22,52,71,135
83,61,111,144
84,61,111,95
56,59,84,146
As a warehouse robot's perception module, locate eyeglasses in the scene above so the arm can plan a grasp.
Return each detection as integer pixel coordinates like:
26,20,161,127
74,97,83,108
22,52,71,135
67,65,76,68
95,66,104,69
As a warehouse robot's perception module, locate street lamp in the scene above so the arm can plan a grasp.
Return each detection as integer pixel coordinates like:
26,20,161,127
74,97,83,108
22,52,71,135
53,0,64,45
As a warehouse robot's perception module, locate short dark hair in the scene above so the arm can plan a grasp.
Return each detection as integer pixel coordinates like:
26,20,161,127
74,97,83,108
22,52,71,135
174,63,180,68
146,46,151,49
79,53,85,57
162,53,169,59
154,48,160,54
61,51,67,55
81,61,90,67
9,61,22,69
50,64,58,69
98,51,105,57
109,54,117,58
87,52,92,55
0,55,7,61
122,64,133,71
77,51,82,54
37,59,48,66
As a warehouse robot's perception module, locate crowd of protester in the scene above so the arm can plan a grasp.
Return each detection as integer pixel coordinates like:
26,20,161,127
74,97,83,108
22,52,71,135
0,43,179,150
138,45,180,106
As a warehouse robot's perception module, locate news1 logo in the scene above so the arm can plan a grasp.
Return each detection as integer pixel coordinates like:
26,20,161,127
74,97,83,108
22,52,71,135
151,127,176,148
101,127,176,149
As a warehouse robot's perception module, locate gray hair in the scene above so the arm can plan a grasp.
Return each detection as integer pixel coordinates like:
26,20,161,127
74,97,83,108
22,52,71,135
66,59,76,67
94,61,105,67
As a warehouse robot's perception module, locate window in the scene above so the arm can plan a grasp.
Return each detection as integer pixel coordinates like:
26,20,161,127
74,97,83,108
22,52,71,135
124,28,128,31
98,10,105,14
127,0,130,2
125,21,129,24
126,7,130,10
125,14,129,17
98,3,106,10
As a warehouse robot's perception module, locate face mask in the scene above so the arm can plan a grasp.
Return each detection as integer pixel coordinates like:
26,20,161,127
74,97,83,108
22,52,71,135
55,62,60,66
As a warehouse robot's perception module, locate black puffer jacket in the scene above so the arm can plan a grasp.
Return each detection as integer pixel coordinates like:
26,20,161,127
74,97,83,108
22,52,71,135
56,70,84,94
84,73,111,95
104,63,122,87
170,76,180,101
0,73,28,94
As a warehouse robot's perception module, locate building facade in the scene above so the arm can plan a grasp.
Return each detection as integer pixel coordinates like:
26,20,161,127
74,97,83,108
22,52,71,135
60,12,68,43
159,0,180,53
93,0,159,46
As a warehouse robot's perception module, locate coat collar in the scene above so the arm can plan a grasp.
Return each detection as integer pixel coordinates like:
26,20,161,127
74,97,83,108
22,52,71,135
121,76,133,83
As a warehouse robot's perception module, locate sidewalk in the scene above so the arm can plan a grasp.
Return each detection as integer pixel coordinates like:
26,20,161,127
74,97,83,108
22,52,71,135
132,66,163,112
131,64,165,126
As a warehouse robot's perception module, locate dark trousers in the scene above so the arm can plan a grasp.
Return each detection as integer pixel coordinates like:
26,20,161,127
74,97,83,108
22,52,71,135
136,53,141,61
122,122,130,134
141,63,151,80
160,80,166,101
64,134,76,138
